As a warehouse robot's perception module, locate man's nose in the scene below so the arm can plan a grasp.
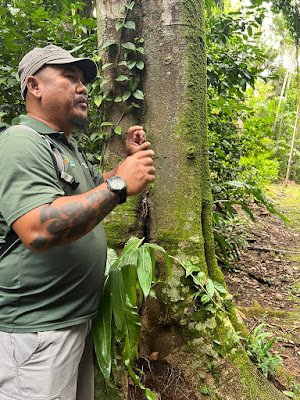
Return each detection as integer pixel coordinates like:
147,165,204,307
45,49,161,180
77,80,87,94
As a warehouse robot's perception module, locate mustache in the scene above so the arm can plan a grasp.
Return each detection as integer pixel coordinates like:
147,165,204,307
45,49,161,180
75,95,88,105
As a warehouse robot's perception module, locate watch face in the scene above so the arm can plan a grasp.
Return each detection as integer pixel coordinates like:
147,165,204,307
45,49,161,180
107,176,127,204
109,176,126,190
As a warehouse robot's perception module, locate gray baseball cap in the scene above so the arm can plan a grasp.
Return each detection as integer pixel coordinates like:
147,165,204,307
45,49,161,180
18,44,98,99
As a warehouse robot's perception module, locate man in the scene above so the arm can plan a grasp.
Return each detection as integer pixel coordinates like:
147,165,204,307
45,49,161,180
0,45,155,400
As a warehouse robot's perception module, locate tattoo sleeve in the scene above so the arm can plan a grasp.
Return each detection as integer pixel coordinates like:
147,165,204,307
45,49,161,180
29,186,119,251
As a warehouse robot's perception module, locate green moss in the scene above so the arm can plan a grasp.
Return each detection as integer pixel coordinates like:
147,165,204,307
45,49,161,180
238,305,299,320
103,197,141,248
229,350,286,399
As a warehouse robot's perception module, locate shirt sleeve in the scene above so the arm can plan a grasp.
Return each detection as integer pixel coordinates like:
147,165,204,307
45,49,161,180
0,127,65,226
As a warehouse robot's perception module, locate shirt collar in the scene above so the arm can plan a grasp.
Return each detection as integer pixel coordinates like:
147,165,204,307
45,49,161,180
17,115,65,136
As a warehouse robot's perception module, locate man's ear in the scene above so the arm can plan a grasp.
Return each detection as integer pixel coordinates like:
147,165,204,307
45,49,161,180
26,76,42,99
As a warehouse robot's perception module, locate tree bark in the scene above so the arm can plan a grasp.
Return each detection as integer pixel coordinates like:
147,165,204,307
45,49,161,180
95,0,287,398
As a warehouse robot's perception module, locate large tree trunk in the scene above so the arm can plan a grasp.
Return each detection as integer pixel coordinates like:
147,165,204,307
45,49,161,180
95,1,286,399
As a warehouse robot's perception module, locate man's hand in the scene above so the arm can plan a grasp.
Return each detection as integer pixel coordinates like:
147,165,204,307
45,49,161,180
116,149,155,195
126,125,152,155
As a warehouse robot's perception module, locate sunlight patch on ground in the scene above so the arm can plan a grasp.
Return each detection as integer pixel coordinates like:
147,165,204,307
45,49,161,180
266,182,300,230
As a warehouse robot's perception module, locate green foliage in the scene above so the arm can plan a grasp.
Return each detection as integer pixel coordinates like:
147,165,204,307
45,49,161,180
0,0,97,124
268,0,300,44
206,2,296,267
93,237,171,399
212,179,287,268
81,0,145,167
283,381,300,399
245,322,282,377
178,258,229,323
207,4,268,103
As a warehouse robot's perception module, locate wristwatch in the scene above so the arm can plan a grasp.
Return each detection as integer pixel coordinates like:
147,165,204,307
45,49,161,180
106,176,127,204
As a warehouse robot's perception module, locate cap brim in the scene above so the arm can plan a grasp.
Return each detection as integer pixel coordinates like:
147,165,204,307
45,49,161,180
47,57,98,84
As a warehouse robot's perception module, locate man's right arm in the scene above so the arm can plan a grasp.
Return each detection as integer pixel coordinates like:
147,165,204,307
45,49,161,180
12,149,155,252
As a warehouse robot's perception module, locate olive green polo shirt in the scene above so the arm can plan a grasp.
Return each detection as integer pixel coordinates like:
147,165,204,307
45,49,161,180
0,115,107,332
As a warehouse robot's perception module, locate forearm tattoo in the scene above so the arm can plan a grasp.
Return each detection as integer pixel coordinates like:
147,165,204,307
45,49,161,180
30,188,119,250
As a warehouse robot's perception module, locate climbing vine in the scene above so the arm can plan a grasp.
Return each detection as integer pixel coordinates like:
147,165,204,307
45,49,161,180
79,0,145,167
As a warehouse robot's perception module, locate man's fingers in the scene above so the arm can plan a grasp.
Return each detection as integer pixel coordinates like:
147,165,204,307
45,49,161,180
127,125,144,136
138,141,151,150
135,149,154,158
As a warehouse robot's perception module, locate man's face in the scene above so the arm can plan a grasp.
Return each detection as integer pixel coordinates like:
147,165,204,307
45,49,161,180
35,65,88,131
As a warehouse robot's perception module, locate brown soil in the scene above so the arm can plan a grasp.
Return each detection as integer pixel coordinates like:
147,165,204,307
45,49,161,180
223,190,300,393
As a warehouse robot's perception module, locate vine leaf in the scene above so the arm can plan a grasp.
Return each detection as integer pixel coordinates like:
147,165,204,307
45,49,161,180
115,74,129,81
114,126,122,135
125,1,135,11
122,42,136,51
133,90,144,100
124,20,136,30
136,60,145,70
102,39,117,49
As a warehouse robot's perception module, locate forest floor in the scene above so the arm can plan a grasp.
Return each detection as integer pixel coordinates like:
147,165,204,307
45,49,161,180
223,182,300,397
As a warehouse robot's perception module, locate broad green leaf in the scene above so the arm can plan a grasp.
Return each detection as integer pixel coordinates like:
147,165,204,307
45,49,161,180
123,237,144,255
136,47,144,54
110,269,126,333
105,248,118,276
122,42,136,51
137,247,152,298
120,249,139,269
127,60,136,69
193,271,206,287
69,45,83,53
136,60,145,70
92,279,112,380
206,279,215,298
124,20,136,30
122,264,138,305
133,90,144,100
282,392,295,399
122,91,131,101
114,126,122,135
130,102,141,108
125,1,135,10
148,247,157,281
239,201,255,221
102,39,117,49
145,243,172,280
90,132,99,142
114,237,143,271
122,297,141,365
201,294,211,304
145,389,156,400
116,21,124,31
225,180,250,189
115,75,129,82
114,96,123,102
101,121,113,127
94,95,103,107
213,281,227,294
181,260,200,277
